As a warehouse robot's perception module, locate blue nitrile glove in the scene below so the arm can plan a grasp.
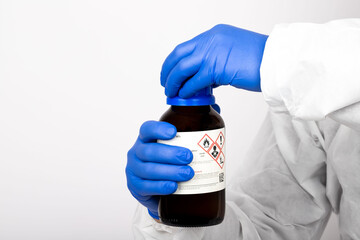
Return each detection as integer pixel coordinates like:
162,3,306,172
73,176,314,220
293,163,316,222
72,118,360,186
161,24,268,98
126,121,194,219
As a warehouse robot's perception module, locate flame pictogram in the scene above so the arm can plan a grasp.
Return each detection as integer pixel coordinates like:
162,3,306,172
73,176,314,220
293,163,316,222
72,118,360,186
203,138,210,148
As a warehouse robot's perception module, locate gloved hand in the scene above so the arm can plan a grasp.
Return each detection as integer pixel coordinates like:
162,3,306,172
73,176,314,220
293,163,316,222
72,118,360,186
126,121,194,219
161,24,268,98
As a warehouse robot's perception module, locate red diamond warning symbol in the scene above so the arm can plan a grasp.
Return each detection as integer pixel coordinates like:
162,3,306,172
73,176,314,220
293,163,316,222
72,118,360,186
198,134,214,152
198,131,225,169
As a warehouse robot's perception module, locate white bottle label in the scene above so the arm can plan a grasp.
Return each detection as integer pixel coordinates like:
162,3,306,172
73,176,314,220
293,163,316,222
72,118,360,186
159,128,225,195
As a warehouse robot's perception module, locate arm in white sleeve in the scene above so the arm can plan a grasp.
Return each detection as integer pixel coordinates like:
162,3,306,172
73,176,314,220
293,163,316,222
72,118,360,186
132,113,332,240
261,18,360,130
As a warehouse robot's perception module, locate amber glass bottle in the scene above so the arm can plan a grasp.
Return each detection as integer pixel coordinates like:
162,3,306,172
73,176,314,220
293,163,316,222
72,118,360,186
158,88,225,227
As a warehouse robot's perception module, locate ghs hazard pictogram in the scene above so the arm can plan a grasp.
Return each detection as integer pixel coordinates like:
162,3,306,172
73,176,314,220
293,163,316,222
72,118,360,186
197,131,225,169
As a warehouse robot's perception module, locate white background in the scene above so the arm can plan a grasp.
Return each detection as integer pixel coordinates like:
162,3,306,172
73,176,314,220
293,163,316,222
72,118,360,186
1,0,359,239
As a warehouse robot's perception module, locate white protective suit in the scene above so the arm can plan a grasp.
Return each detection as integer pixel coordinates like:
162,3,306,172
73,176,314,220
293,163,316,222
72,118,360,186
132,19,360,240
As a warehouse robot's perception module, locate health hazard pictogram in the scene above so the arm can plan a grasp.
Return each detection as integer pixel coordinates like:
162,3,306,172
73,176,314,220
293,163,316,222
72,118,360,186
198,131,225,169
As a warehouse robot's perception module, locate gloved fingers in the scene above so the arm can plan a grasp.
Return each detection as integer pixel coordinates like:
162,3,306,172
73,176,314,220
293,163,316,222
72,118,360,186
160,40,197,87
136,142,193,165
127,171,178,196
129,189,159,208
164,54,202,97
139,120,177,143
129,188,153,202
128,156,194,181
178,67,213,98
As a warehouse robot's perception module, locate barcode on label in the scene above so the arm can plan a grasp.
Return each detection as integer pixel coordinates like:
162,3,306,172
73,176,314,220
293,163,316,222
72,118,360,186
219,173,224,183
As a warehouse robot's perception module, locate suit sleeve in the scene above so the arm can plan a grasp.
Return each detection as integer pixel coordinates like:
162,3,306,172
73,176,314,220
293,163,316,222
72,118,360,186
261,18,360,130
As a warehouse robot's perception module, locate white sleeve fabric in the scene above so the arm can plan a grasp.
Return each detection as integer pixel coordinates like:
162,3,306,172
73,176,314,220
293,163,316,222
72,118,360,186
260,18,360,127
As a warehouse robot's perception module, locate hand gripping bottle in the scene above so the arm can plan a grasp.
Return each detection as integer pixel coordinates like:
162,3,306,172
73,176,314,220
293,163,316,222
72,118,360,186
158,87,226,227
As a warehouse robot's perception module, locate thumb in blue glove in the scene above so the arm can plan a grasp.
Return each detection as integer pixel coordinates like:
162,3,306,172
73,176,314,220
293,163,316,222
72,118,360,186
161,24,268,98
126,121,194,219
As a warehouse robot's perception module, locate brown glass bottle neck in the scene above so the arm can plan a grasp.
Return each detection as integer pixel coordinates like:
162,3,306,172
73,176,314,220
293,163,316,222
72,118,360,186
170,105,211,114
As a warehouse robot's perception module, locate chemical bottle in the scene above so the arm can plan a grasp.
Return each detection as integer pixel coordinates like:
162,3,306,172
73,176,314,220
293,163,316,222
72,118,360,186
158,87,225,227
